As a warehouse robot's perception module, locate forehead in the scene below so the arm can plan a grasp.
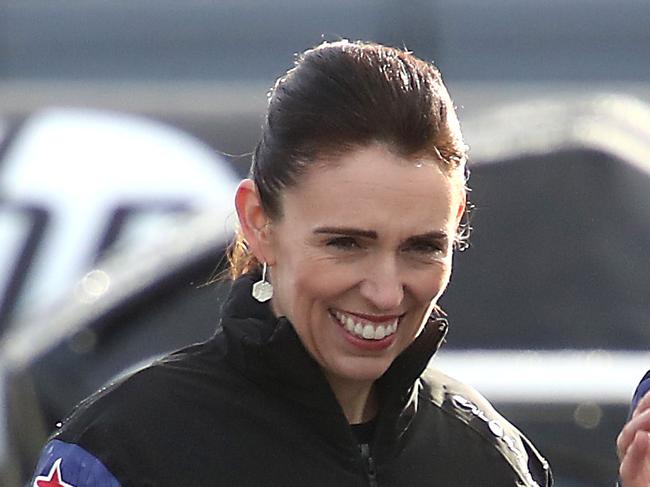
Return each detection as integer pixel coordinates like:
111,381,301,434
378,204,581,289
280,144,460,231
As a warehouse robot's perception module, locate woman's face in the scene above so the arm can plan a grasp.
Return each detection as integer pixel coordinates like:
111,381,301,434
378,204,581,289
265,143,464,386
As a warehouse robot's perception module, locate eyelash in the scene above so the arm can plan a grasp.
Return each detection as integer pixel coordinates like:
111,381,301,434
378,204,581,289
325,237,446,256
326,237,361,250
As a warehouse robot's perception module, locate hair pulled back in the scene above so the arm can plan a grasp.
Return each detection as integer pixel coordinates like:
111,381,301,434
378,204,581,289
229,40,469,279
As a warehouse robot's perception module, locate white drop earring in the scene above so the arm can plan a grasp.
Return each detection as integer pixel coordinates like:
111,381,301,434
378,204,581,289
252,262,273,302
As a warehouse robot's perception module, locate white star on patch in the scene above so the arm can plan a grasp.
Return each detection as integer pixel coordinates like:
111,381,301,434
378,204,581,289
33,458,75,487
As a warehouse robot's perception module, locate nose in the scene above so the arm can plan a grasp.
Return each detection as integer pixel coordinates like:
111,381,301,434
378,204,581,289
359,257,404,311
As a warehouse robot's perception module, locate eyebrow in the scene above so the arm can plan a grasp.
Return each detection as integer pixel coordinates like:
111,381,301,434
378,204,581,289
313,226,378,239
313,226,449,242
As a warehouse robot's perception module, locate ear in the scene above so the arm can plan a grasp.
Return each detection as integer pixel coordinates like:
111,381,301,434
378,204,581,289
234,179,276,265
455,191,467,226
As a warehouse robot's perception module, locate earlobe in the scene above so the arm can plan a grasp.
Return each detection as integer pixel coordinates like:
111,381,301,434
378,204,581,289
234,179,276,264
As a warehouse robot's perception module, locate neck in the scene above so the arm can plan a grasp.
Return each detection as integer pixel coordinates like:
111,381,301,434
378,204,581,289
324,373,378,424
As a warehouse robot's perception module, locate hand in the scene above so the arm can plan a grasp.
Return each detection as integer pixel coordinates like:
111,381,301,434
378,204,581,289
618,393,650,486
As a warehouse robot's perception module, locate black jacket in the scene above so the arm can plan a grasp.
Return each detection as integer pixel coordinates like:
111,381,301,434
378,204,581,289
31,274,552,486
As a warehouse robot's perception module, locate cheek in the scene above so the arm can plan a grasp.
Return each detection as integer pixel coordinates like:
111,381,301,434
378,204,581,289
414,262,452,303
272,248,341,315
293,263,352,302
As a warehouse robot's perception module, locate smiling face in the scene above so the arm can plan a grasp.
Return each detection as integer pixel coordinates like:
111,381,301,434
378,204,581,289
258,143,464,388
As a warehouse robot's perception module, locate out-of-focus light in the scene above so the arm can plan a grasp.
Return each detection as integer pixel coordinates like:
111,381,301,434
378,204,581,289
573,402,603,430
75,269,111,303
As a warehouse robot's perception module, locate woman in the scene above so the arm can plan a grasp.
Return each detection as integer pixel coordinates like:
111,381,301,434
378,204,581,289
30,41,551,486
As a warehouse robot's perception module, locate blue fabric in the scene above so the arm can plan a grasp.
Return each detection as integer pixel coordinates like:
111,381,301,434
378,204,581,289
628,370,650,419
29,439,121,487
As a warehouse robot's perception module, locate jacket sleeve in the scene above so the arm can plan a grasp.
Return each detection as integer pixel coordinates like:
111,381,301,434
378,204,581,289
28,439,121,487
423,367,553,487
628,370,650,419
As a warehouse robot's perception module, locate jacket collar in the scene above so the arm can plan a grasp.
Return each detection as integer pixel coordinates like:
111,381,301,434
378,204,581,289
219,272,448,457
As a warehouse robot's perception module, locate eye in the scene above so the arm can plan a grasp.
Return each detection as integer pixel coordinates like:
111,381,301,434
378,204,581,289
403,239,447,257
326,236,362,250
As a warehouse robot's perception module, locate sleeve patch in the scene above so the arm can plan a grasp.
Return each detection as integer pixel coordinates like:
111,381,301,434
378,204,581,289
30,440,121,487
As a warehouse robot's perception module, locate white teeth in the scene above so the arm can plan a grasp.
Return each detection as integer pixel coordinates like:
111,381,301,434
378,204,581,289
345,316,355,332
332,310,400,341
374,325,386,340
362,324,375,339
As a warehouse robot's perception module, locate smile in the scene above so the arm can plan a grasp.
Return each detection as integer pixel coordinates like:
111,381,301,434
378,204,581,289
330,309,399,341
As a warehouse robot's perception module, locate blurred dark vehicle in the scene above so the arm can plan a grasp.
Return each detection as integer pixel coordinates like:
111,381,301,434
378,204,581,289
1,96,649,487
0,108,238,333
0,108,239,485
445,95,650,350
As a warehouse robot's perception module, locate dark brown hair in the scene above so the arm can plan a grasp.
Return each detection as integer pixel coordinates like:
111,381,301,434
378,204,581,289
228,40,470,279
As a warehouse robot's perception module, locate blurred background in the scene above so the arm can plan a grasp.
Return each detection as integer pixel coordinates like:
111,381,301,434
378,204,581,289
1,1,649,485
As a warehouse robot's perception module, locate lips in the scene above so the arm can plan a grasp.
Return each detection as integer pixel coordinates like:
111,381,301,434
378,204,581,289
330,309,400,341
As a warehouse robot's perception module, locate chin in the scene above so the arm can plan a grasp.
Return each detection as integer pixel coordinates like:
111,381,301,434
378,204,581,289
331,357,394,384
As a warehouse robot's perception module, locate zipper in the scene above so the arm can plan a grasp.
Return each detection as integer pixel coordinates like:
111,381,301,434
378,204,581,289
359,443,378,487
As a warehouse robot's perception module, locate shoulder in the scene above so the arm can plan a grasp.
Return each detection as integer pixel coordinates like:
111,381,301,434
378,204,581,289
31,364,185,485
32,338,233,485
58,339,222,433
418,366,553,487
29,439,121,487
